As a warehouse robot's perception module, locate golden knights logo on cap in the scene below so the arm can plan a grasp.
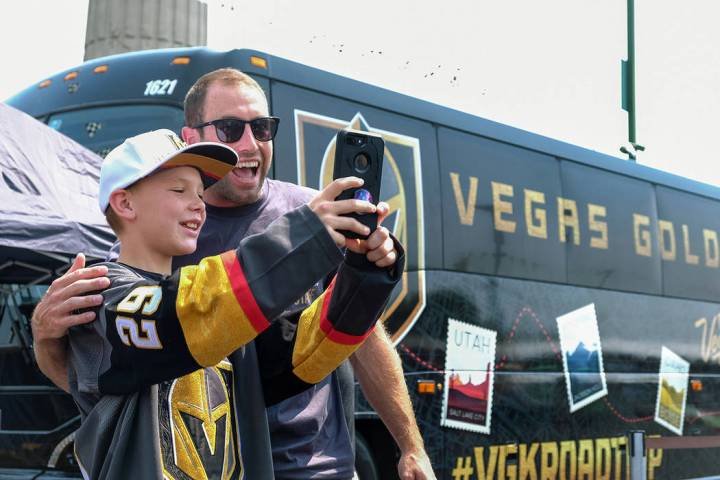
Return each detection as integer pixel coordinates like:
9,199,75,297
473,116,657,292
294,111,426,343
167,132,187,151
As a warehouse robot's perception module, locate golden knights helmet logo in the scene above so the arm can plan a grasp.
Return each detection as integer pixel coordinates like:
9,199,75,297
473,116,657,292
295,111,426,342
161,361,241,480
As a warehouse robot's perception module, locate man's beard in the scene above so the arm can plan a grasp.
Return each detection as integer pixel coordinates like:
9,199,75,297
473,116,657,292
211,174,265,206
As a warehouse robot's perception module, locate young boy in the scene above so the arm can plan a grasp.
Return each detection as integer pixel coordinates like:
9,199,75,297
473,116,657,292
67,129,403,479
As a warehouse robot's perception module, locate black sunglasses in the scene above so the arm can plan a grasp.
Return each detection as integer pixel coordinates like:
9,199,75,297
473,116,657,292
192,116,280,143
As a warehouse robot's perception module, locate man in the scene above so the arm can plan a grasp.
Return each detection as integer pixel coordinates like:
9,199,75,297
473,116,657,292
32,68,435,479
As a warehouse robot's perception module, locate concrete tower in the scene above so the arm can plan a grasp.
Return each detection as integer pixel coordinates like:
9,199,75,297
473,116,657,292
84,0,207,61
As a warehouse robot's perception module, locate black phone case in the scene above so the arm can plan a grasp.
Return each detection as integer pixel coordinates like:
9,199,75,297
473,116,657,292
332,129,384,239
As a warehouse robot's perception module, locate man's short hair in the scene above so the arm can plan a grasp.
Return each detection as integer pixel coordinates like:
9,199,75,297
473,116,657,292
184,68,267,129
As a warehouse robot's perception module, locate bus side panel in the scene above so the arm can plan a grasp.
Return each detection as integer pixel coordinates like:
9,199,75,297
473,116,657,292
437,127,566,283
655,185,720,302
559,160,662,294
408,270,720,479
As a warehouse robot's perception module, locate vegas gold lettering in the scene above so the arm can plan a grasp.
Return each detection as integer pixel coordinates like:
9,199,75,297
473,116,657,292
540,441,559,480
682,225,700,265
557,198,580,245
588,204,608,250
632,214,720,266
658,220,677,261
492,181,516,233
489,179,606,248
633,214,652,257
452,175,720,270
451,172,479,226
525,189,547,239
703,229,719,268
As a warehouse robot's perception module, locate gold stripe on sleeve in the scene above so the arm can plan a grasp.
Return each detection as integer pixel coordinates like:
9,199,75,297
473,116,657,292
291,292,326,369
176,255,259,366
292,289,363,385
293,339,359,385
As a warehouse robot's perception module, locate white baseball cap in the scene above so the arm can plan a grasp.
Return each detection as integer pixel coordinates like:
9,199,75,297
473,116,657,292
98,129,238,212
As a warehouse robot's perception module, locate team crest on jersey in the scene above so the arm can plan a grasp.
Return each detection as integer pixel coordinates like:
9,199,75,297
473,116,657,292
158,360,241,480
294,111,426,342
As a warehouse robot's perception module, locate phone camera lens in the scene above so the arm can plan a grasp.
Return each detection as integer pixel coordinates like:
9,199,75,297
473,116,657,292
353,153,370,173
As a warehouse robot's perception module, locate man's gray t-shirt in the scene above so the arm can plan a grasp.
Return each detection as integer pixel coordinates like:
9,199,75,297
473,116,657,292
175,179,355,479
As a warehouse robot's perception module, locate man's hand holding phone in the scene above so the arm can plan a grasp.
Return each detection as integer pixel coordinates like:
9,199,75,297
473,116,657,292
309,176,376,247
344,202,397,268
309,177,397,268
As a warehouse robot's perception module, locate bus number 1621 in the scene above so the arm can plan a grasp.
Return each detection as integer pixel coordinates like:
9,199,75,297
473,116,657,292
144,79,178,96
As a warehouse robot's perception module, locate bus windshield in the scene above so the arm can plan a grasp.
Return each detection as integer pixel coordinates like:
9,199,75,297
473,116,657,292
47,104,185,157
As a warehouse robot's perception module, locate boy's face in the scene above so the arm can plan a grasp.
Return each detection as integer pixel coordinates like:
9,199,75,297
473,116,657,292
129,166,206,257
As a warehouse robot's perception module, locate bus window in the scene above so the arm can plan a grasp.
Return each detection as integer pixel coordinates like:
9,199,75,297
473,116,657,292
47,104,184,158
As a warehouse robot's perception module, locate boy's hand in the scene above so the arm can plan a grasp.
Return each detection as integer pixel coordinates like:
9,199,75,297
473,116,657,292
309,177,376,247
346,202,398,268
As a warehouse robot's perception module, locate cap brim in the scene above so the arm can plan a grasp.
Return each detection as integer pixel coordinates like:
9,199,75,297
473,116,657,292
161,142,238,185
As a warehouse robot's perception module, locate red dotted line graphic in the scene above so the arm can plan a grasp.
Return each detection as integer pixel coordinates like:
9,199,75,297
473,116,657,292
399,343,442,372
602,398,653,423
496,306,561,371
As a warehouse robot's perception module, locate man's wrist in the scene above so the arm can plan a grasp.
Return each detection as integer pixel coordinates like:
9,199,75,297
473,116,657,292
397,433,426,455
34,336,68,355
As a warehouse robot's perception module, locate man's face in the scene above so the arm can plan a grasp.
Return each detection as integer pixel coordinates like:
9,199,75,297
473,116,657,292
185,82,273,207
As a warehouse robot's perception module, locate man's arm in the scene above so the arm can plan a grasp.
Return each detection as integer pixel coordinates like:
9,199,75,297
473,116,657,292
34,337,71,392
350,326,436,480
31,253,110,391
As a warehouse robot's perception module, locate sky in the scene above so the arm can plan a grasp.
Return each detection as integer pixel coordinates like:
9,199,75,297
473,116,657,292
3,0,720,186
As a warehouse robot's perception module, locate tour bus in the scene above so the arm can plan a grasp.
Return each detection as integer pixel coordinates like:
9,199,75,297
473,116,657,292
4,47,720,479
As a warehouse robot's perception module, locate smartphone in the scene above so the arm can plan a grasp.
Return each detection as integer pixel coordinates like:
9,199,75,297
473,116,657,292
332,128,384,239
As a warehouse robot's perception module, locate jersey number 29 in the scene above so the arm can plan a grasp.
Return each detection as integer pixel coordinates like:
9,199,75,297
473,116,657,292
115,286,163,349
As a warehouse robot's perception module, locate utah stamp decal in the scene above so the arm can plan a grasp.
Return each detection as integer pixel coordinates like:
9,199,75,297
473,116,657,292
441,318,497,434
